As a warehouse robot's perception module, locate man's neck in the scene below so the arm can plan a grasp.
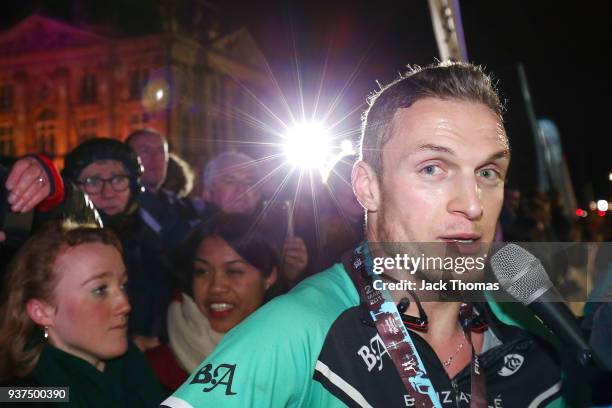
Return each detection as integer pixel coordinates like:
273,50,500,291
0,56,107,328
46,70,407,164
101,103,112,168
379,273,461,340
415,301,462,343
364,229,463,342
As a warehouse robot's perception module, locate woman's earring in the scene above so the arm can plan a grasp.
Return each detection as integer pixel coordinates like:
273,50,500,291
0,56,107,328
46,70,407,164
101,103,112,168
44,326,49,339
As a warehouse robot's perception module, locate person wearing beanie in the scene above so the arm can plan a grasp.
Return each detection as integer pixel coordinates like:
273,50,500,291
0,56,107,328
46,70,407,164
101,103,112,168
63,138,178,352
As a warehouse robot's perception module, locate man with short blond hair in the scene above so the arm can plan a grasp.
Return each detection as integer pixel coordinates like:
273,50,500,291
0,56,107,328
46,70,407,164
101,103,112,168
163,61,564,408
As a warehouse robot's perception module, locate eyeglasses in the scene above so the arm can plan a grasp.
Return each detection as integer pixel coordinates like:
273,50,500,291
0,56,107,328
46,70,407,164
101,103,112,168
77,175,130,195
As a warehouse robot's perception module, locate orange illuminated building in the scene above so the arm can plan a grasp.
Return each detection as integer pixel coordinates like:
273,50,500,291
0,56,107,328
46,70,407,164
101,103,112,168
0,15,271,170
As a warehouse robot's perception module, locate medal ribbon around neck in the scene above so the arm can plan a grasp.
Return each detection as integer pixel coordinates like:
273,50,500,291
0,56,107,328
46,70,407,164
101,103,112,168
351,243,486,408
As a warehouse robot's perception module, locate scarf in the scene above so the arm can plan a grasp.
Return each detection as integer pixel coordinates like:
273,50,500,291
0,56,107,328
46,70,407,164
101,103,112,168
168,293,224,373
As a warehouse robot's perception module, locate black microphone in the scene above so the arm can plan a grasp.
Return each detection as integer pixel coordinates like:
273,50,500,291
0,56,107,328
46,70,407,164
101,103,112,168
490,244,592,366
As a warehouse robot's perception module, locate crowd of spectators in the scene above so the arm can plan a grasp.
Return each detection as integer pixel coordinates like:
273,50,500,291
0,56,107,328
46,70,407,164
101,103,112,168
0,122,609,406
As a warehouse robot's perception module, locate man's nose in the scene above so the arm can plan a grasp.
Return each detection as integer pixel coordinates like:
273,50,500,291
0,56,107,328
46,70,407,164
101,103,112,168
447,176,483,220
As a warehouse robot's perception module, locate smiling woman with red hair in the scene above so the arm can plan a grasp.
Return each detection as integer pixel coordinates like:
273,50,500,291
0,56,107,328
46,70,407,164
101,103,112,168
0,221,165,407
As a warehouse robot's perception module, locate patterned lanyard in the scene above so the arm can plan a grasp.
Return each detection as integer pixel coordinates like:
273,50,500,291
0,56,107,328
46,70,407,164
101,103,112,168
349,244,487,407
458,303,487,407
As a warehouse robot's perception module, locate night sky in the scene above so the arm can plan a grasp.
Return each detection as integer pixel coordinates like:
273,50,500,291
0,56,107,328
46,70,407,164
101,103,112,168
3,0,611,203
223,0,611,204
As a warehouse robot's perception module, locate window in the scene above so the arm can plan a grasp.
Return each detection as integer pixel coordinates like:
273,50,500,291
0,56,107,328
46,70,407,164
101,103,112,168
79,74,97,103
34,110,57,156
0,125,15,156
129,69,149,99
0,84,14,111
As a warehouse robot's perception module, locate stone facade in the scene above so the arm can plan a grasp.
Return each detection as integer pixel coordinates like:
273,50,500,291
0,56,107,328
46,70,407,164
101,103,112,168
0,15,271,170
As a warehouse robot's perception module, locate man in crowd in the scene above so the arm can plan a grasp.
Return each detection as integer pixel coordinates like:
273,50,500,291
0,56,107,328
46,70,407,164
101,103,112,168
162,62,565,407
125,129,168,193
201,151,309,286
126,129,199,249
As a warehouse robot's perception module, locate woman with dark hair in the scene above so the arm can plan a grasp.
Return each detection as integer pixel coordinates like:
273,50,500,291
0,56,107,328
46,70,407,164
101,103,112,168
0,221,165,407
145,214,279,391
62,138,177,351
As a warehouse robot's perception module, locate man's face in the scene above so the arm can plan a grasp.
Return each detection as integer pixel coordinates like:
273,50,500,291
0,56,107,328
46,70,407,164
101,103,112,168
129,133,168,191
375,98,509,245
203,166,261,215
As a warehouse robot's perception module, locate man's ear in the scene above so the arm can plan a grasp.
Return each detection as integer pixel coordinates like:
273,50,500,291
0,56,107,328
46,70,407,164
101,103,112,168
26,298,55,328
352,160,380,212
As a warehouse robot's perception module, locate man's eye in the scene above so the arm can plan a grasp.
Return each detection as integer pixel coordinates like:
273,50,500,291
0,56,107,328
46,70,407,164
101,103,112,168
478,168,501,180
420,165,442,176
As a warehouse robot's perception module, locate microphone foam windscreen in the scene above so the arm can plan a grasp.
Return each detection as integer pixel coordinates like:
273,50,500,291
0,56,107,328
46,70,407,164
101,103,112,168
490,244,553,305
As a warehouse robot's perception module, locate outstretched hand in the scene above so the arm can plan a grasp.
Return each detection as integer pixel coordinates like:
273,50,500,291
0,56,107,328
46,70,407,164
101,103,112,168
5,156,51,212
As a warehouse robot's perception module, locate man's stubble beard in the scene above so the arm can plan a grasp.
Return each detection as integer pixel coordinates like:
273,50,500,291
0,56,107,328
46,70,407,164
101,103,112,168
374,195,485,301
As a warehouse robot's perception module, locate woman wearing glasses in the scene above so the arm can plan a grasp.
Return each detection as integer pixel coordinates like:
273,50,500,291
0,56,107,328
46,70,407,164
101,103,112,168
63,138,177,353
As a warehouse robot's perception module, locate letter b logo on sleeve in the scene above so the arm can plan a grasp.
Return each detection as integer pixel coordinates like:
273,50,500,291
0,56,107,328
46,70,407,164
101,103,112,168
357,334,389,372
190,363,238,395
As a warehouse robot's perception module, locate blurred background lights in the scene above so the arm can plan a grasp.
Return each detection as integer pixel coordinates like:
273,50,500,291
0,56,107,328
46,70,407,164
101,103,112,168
575,208,587,218
284,122,330,169
596,199,609,212
142,76,170,113
340,139,354,155
282,123,356,183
